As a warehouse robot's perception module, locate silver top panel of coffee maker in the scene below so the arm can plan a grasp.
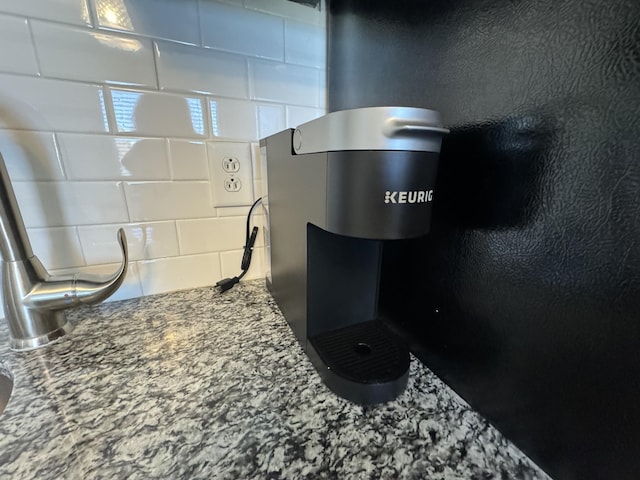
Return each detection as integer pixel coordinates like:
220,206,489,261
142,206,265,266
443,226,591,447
292,106,449,154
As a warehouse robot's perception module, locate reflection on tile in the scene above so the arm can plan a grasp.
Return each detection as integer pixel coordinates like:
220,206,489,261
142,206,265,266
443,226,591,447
215,0,243,5
257,103,285,138
27,226,85,270
51,262,143,302
318,67,326,109
31,21,156,87
209,97,257,140
110,88,206,137
138,253,222,295
124,181,214,221
0,131,64,181
94,0,199,45
285,20,326,68
58,133,169,180
78,221,179,264
155,40,248,97
169,139,208,180
286,105,324,128
253,178,262,199
250,59,320,107
0,0,91,26
176,217,253,255
251,142,262,180
200,1,284,60
12,181,128,228
0,74,108,132
0,14,39,75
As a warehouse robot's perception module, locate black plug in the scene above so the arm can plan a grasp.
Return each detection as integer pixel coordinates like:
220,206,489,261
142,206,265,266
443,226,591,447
216,276,240,293
217,198,262,293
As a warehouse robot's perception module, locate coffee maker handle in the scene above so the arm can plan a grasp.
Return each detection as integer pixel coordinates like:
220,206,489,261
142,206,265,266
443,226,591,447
383,118,450,138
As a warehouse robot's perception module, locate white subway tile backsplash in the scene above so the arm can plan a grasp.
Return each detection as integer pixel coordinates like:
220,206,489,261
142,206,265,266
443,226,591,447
257,103,286,139
110,88,207,138
244,0,324,25
138,253,222,296
155,41,248,98
169,140,208,180
0,131,64,181
58,133,169,180
0,0,326,301
285,20,326,68
124,181,214,221
286,105,324,128
0,0,91,26
0,15,39,75
177,216,248,255
51,262,144,302
250,59,320,107
209,97,258,140
93,0,199,45
200,2,284,60
31,21,157,88
78,221,179,264
0,74,108,132
13,181,128,227
215,206,259,217
27,226,85,270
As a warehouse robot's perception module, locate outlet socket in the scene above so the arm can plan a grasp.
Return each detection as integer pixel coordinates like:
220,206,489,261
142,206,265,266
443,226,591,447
208,142,254,207
222,157,240,173
224,177,242,192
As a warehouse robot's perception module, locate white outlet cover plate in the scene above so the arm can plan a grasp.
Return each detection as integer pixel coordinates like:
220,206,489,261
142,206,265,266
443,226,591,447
208,142,254,207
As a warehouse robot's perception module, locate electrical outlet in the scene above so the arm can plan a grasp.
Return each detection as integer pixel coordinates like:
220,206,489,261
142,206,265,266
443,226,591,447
222,157,240,173
224,177,242,192
208,142,254,207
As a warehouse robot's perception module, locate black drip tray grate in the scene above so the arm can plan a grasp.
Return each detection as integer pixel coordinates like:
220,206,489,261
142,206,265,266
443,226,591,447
309,320,409,384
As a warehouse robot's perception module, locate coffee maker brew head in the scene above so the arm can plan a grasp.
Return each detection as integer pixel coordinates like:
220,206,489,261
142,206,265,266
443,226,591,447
292,106,448,156
292,107,449,240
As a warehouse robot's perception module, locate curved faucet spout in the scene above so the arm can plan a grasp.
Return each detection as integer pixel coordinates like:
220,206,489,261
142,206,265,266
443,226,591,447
1,149,130,350
74,228,129,305
23,229,129,310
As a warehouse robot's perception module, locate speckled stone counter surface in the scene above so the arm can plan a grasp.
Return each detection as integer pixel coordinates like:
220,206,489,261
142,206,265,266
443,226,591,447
0,281,550,479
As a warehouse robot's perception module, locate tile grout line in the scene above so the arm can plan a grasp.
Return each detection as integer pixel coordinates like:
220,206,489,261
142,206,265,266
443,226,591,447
83,0,98,29
24,18,43,77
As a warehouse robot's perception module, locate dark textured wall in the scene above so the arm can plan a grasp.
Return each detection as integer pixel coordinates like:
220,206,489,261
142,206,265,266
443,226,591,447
328,1,640,479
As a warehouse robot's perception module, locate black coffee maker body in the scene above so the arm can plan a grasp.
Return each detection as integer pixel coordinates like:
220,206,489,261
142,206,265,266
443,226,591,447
260,107,448,404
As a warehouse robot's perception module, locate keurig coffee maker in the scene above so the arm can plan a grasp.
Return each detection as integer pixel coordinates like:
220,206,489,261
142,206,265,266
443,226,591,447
260,107,448,404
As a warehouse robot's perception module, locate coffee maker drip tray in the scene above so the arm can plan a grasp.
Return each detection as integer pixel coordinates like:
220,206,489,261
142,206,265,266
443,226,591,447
308,320,410,403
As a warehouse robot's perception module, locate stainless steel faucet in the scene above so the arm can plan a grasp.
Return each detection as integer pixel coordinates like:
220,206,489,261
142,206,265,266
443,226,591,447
0,152,128,351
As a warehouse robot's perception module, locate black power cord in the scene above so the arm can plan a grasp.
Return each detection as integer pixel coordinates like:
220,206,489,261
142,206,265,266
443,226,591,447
216,197,263,293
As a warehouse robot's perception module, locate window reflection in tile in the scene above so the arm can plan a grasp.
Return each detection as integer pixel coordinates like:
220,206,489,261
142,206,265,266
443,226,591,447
209,97,257,140
186,97,205,136
110,89,206,138
94,0,199,45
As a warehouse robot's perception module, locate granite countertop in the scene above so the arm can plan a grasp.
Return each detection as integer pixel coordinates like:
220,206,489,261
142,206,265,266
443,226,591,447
0,281,549,479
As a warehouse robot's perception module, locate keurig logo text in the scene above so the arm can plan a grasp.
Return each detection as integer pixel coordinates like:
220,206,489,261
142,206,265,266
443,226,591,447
384,190,434,204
